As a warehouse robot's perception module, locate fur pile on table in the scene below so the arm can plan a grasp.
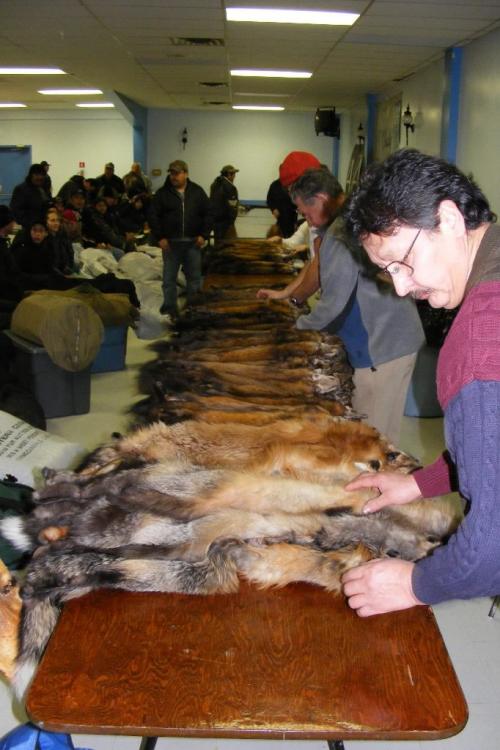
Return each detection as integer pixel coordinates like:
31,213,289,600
0,239,461,699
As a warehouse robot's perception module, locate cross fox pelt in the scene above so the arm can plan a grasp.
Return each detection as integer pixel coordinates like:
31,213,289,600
0,416,461,699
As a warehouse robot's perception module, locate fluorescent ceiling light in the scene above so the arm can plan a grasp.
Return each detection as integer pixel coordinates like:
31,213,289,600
227,8,359,25
39,88,103,95
231,69,311,78
76,102,115,108
235,92,290,97
0,103,27,108
233,105,284,110
0,67,66,75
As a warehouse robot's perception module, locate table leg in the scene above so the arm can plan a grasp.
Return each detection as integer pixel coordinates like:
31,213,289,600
327,742,345,750
139,737,158,750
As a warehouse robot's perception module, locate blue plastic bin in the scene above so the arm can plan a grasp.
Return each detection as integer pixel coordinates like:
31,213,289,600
91,325,128,374
6,331,91,418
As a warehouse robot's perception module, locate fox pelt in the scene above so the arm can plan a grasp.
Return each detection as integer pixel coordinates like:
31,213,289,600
0,416,461,699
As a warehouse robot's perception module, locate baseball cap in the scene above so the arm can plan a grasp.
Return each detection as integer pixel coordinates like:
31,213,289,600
40,160,50,167
221,165,239,174
168,159,188,173
105,162,115,169
279,151,321,188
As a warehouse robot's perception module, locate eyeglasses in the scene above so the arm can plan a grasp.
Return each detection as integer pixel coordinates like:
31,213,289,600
382,228,422,277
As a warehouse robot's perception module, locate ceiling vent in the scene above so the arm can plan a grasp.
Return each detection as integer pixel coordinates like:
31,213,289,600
169,37,224,47
203,101,227,106
199,81,227,88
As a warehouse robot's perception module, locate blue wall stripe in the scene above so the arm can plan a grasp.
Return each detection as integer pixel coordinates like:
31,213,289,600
115,92,148,168
366,93,377,164
333,115,340,177
441,46,463,163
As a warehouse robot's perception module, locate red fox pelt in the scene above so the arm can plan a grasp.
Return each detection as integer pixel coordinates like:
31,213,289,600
0,417,461,699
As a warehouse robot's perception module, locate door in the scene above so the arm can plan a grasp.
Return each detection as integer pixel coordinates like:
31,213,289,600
0,145,32,205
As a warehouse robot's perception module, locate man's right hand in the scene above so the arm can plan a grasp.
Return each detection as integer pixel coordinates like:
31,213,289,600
256,288,286,300
159,238,170,251
344,471,422,514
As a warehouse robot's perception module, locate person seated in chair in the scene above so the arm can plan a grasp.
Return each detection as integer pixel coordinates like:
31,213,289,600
82,197,131,258
117,190,148,235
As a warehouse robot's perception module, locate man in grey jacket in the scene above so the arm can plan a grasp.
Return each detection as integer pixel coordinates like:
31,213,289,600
290,169,425,444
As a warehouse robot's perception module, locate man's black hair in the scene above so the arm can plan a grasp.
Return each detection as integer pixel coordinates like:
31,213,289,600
27,164,46,178
290,168,344,203
343,148,495,239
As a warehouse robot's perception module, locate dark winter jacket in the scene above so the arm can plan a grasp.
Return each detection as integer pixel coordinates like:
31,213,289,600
148,178,212,243
117,201,147,234
0,237,24,304
210,175,239,223
11,231,58,279
95,173,125,196
266,179,297,237
57,175,86,205
82,207,125,249
50,230,75,273
10,180,50,229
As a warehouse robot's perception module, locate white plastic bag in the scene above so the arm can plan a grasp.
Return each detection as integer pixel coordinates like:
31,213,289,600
0,411,85,488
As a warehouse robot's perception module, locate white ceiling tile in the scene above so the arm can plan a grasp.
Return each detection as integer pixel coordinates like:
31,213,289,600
0,0,498,111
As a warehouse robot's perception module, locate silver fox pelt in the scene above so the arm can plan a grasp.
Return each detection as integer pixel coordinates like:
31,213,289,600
0,416,462,699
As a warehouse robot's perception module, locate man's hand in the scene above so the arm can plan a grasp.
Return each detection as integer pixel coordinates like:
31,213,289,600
345,471,422,514
159,238,170,251
256,288,287,300
342,559,423,617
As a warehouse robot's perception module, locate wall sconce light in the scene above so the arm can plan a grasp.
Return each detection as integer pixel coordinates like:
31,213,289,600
402,104,415,145
181,127,188,150
357,122,365,145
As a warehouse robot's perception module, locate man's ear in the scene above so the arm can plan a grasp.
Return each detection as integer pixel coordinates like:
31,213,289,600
437,199,466,238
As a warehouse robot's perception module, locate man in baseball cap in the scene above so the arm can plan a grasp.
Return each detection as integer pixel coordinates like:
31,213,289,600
167,159,189,174
149,159,212,321
279,151,321,188
210,165,240,243
220,165,239,176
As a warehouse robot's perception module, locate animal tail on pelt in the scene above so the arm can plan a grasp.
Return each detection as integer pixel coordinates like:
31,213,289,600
12,597,60,700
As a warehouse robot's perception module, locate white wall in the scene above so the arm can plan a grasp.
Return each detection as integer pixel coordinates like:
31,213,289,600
147,108,341,199
458,26,500,215
399,58,444,157
377,57,445,158
0,110,133,195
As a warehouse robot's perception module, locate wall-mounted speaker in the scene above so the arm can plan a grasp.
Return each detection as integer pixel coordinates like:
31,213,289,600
314,107,340,138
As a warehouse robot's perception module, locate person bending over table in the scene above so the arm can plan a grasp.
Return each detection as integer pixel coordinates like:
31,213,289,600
288,168,424,446
342,148,500,617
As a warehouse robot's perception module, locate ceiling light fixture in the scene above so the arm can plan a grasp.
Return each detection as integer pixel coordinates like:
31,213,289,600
76,102,115,108
0,67,66,75
39,89,103,95
232,105,284,111
234,92,290,97
226,8,359,25
231,69,311,78
0,102,27,108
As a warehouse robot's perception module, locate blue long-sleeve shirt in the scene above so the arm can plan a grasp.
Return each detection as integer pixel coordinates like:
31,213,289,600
412,224,500,604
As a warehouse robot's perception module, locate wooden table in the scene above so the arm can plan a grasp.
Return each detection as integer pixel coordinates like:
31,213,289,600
26,583,467,749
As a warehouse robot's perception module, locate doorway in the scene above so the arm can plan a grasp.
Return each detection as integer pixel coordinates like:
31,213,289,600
0,146,32,205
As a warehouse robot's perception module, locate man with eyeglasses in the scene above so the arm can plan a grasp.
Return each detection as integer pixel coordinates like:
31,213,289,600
289,168,425,445
341,148,500,618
